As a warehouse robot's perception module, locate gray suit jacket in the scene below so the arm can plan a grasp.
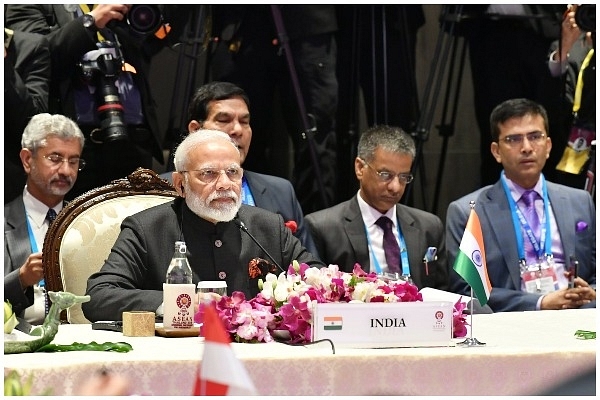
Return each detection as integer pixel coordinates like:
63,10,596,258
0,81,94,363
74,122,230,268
305,194,449,290
82,199,324,322
446,180,596,312
4,196,35,316
160,169,318,256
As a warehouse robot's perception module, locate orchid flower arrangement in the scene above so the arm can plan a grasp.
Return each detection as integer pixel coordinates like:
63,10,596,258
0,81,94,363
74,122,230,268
196,262,468,344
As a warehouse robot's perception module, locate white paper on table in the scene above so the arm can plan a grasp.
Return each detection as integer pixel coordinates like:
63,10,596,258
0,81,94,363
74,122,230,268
419,287,472,304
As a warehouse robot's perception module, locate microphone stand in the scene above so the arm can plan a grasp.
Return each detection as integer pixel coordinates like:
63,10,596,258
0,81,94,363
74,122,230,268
233,218,286,274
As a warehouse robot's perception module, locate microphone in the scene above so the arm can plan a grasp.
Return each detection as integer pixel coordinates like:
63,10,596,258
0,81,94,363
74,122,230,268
233,218,285,274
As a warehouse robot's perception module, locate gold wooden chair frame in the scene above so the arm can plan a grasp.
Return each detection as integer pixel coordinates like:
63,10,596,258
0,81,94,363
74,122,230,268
42,168,178,323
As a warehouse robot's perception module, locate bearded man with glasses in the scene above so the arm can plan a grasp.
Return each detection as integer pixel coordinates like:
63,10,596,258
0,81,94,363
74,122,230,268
305,125,449,291
4,113,85,324
82,130,324,323
447,98,595,312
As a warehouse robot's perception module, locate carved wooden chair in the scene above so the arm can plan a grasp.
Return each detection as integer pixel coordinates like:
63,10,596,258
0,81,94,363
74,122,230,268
42,168,178,323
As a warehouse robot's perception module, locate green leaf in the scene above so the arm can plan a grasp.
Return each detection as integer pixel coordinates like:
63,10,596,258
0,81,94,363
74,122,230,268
35,341,133,353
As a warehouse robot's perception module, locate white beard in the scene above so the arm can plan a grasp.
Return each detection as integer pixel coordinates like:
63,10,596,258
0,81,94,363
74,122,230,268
185,186,241,222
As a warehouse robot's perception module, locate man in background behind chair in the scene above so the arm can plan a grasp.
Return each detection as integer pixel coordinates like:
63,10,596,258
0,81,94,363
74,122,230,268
4,113,85,323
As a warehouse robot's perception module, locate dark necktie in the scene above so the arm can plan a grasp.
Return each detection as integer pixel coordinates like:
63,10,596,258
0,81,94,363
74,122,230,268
521,190,541,263
46,208,57,225
375,216,401,274
43,208,57,316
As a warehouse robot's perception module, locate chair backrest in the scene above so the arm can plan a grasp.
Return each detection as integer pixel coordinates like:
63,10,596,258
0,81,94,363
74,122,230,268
42,168,178,324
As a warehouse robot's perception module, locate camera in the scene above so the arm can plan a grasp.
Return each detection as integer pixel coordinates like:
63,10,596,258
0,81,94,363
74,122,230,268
107,5,165,38
79,42,128,143
128,5,164,36
575,4,595,33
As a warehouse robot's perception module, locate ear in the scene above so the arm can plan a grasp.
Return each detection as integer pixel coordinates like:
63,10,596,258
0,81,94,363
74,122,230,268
354,157,364,180
545,136,552,159
19,148,33,174
490,142,502,164
188,120,202,133
172,172,185,197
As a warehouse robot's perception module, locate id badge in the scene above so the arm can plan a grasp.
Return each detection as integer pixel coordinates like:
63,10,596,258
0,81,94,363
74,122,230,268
520,261,558,294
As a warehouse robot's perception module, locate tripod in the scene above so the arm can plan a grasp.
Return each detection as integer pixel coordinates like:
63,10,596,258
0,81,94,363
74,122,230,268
270,5,329,210
402,5,468,215
164,6,210,169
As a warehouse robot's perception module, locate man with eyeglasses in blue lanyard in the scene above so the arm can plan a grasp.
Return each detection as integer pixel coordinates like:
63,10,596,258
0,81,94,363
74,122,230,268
305,125,449,291
4,113,85,324
447,98,595,312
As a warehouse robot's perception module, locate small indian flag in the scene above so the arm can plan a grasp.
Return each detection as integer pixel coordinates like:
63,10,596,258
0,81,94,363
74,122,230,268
323,316,343,330
453,207,492,306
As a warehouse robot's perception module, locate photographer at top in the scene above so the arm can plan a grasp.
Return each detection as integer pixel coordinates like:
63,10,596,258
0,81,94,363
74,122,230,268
5,4,188,199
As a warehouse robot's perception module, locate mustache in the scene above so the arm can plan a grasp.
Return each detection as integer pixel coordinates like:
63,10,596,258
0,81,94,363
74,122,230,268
207,190,238,203
50,175,73,186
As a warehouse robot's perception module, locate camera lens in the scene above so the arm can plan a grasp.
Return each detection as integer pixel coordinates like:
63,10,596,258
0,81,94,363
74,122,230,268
575,5,596,33
95,77,128,143
128,5,162,35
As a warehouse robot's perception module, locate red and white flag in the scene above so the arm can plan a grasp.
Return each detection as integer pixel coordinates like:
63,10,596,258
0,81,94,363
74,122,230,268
193,304,258,396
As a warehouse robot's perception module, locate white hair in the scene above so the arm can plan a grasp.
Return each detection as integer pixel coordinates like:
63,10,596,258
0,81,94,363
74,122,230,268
173,129,239,172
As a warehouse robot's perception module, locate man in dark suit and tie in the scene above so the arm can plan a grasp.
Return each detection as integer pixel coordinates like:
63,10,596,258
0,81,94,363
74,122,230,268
446,98,595,312
305,125,449,290
4,113,85,323
161,81,318,256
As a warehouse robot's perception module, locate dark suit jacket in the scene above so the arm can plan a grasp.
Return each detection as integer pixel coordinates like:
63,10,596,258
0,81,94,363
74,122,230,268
4,197,35,316
4,29,50,204
160,169,319,257
82,199,324,322
446,180,596,312
305,194,449,290
5,29,50,166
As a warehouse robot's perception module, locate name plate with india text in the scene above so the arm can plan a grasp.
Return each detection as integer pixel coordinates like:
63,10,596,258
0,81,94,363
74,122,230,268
312,301,453,348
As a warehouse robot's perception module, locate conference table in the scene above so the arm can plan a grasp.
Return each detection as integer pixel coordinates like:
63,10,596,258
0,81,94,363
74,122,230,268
4,308,596,396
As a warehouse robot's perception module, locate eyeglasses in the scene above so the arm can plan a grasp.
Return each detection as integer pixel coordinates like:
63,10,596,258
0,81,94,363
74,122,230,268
42,154,86,171
499,131,547,147
361,159,414,184
180,167,243,184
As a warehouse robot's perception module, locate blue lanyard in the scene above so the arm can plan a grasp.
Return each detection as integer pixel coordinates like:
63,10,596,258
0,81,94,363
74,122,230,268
241,176,255,206
25,216,44,287
500,172,552,261
365,216,410,276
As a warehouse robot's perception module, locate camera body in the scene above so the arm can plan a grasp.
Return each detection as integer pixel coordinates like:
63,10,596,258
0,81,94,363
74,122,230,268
575,4,596,33
79,42,128,143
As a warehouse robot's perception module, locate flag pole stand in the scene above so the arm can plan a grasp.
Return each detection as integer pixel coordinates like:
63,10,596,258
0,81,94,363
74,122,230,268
457,287,486,347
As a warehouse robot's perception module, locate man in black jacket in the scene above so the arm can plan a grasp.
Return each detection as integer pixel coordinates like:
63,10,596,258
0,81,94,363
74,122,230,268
82,130,324,322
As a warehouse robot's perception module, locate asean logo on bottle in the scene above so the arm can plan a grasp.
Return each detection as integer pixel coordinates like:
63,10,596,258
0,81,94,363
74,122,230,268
176,293,192,311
